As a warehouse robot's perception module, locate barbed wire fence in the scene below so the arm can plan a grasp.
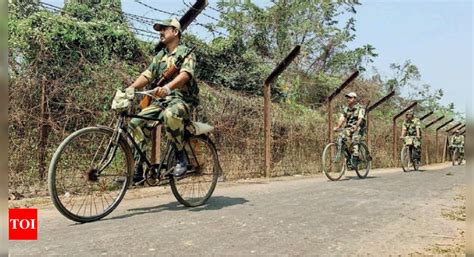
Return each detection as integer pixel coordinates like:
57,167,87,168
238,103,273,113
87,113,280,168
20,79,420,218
29,1,450,184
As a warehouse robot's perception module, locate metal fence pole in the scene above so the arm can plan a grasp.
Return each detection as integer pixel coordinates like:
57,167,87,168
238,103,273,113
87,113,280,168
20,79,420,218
435,119,453,162
263,45,301,178
367,90,395,150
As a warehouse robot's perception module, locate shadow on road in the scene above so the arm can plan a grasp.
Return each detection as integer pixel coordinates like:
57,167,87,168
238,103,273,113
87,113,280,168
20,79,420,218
335,175,378,181
103,196,249,221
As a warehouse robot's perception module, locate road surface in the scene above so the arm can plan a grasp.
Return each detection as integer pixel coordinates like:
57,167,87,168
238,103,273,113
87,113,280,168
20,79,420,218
10,163,465,256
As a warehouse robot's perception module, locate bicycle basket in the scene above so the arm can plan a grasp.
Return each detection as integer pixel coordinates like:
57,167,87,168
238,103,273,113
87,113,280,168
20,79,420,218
111,88,134,110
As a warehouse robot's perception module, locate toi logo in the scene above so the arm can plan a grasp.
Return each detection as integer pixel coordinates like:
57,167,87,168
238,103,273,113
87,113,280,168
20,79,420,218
9,208,38,240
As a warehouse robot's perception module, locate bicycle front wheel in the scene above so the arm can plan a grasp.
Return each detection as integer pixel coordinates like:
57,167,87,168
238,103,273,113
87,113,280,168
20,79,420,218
452,149,459,166
354,143,371,178
400,146,411,172
322,143,346,181
48,127,133,222
412,148,420,171
169,135,220,207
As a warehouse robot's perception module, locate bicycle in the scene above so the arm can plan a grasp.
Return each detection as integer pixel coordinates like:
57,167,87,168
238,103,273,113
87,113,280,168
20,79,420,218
322,128,372,181
400,136,420,172
48,89,221,223
450,145,464,166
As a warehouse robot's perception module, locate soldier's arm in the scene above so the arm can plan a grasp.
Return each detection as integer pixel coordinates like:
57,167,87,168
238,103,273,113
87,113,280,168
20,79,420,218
129,54,161,90
334,114,345,130
353,108,366,130
401,125,407,138
129,75,149,90
180,52,196,79
155,72,190,98
415,121,421,137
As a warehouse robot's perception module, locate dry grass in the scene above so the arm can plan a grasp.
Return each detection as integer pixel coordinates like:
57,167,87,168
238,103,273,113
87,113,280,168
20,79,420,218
9,81,446,199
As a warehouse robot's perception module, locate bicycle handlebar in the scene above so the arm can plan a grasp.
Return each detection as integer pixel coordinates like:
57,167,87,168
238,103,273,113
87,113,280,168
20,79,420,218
135,90,158,100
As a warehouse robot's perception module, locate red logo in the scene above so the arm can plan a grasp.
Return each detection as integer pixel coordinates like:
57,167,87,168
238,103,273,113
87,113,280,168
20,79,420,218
9,208,38,240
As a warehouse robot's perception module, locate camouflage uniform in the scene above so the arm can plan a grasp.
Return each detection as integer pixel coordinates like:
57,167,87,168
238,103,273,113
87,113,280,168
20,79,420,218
402,118,422,147
402,118,422,160
128,44,198,159
450,134,464,154
340,103,366,156
450,134,464,146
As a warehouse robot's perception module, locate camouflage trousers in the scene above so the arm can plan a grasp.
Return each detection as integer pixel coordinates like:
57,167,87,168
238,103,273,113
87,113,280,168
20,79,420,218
128,97,191,162
404,136,422,160
343,127,364,157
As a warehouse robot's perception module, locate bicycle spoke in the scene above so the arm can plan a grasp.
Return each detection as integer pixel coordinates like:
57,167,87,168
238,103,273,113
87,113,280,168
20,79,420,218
49,127,131,222
170,137,219,207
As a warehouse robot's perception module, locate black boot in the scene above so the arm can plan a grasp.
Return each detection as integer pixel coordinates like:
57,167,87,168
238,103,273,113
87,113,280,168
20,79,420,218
133,163,144,184
173,150,188,177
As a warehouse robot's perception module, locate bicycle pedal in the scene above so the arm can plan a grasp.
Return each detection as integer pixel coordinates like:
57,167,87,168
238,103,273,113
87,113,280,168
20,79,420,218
132,179,146,187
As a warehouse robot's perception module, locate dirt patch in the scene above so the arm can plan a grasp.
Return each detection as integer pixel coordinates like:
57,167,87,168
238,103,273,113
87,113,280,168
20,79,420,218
419,190,466,256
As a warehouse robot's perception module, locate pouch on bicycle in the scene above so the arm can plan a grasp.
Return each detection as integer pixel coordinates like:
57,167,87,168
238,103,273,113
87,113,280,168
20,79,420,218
111,88,135,110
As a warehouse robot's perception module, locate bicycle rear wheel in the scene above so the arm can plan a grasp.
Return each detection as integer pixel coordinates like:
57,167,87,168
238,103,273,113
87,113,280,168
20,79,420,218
48,127,133,222
400,146,411,172
354,143,371,178
322,143,346,181
169,135,220,207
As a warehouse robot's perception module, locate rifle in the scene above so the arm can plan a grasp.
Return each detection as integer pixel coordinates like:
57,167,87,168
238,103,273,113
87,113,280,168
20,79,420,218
139,47,196,109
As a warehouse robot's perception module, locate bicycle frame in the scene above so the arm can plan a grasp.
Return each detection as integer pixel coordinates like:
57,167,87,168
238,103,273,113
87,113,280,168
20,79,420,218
335,132,351,164
97,110,202,179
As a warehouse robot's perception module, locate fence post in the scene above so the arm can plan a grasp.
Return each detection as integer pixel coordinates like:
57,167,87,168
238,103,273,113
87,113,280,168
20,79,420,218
436,119,453,163
419,111,434,164
367,90,395,150
424,115,445,164
392,102,417,166
263,45,301,178
420,111,434,121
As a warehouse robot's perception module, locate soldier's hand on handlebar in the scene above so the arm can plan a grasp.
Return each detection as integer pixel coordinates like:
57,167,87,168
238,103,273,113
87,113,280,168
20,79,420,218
153,86,169,98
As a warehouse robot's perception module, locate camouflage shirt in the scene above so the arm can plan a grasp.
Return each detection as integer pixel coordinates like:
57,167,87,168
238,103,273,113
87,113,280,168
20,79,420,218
341,103,366,128
451,135,464,145
402,118,421,136
141,44,199,106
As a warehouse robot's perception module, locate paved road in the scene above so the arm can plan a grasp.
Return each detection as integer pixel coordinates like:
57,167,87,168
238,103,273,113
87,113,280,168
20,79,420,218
10,163,465,256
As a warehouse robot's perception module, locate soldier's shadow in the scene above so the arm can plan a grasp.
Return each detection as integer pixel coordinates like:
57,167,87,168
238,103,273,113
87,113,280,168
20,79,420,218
102,196,249,222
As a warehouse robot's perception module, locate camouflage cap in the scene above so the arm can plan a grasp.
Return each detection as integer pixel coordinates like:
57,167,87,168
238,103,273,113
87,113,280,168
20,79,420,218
153,18,181,31
405,109,414,115
345,92,357,98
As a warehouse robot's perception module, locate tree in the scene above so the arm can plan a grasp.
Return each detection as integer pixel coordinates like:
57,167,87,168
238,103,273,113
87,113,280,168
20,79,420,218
215,0,377,75
385,60,420,94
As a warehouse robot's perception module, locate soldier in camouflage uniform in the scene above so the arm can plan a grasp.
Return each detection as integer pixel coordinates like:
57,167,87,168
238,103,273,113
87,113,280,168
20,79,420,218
449,130,464,157
333,92,366,161
400,110,422,162
127,18,198,182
